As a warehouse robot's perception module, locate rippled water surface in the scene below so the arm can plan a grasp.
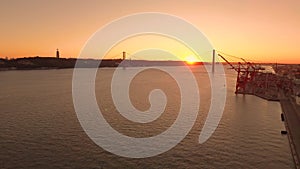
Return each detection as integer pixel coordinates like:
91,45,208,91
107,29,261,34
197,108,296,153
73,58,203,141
0,66,294,169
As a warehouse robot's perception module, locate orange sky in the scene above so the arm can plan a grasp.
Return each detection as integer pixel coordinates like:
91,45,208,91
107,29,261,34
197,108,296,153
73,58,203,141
1,0,300,63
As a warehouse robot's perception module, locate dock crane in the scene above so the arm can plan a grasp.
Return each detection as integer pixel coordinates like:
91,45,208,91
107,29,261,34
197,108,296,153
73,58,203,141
217,53,279,101
218,54,257,94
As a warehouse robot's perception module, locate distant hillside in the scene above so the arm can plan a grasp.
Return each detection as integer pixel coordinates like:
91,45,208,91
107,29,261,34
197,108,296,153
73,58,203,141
0,57,203,70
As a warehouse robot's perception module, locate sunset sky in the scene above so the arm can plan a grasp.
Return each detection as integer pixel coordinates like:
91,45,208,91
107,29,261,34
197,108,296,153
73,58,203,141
1,0,300,63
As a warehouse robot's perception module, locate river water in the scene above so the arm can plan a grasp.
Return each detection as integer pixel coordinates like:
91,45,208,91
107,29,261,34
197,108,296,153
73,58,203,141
0,66,294,169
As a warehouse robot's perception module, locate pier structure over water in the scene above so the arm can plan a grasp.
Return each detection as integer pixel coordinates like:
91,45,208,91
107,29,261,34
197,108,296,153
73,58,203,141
216,51,300,168
216,51,299,102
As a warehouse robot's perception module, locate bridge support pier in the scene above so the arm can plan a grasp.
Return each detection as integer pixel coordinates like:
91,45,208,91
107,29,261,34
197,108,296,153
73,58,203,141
212,49,215,73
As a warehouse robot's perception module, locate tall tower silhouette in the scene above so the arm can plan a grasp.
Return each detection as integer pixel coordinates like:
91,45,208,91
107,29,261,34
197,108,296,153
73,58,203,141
56,49,60,58
122,51,126,60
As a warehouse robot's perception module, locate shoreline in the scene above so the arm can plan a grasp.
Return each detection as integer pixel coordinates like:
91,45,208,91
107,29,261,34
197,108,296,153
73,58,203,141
280,91,300,169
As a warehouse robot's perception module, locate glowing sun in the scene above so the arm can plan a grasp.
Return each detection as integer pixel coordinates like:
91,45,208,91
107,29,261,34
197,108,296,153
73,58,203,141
185,55,198,65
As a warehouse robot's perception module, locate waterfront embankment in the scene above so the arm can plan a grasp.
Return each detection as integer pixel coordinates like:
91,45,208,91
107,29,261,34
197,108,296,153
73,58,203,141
280,91,300,169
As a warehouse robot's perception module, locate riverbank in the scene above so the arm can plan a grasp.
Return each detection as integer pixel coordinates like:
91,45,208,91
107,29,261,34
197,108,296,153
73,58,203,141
280,91,300,169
